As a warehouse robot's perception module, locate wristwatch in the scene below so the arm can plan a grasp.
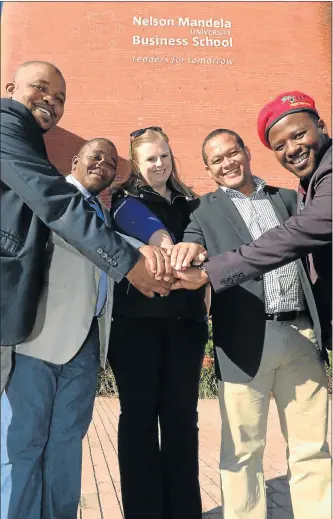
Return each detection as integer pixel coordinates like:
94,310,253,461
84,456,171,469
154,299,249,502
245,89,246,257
198,263,207,273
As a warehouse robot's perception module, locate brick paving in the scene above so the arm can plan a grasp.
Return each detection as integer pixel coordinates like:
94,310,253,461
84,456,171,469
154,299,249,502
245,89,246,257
79,397,331,519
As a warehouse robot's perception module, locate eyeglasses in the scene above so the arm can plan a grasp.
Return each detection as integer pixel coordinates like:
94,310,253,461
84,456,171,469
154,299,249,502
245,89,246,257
130,127,163,140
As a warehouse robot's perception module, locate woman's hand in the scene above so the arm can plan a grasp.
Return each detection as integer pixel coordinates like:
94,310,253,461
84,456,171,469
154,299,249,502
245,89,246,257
139,245,174,282
148,229,174,250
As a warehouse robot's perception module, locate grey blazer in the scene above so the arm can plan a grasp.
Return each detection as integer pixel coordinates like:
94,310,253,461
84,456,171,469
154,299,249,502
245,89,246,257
184,185,323,382
16,206,142,367
205,145,332,351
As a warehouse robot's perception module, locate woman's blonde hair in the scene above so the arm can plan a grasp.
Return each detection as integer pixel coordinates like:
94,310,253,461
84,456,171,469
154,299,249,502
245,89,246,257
121,128,196,198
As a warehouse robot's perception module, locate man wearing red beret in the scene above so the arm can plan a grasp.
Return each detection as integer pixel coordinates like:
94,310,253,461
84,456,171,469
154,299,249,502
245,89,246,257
172,91,331,349
170,91,332,519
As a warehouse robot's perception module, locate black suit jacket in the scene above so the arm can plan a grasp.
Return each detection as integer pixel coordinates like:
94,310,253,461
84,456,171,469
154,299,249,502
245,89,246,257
205,144,332,349
184,185,324,382
0,99,140,346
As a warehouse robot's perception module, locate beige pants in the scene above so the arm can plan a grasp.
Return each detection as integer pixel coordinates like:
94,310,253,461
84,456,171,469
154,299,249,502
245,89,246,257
219,314,331,519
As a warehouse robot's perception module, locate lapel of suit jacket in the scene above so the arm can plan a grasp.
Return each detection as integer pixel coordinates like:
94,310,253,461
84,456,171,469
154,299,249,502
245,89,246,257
265,185,310,275
100,202,114,294
212,188,253,243
101,203,111,227
264,186,290,224
305,142,332,204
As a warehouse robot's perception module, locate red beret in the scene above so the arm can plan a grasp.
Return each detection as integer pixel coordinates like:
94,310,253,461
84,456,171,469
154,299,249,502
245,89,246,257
257,91,319,148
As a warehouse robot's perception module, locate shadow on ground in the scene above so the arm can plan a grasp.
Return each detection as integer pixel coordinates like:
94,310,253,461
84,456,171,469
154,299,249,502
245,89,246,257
266,475,294,518
203,475,293,518
202,506,222,517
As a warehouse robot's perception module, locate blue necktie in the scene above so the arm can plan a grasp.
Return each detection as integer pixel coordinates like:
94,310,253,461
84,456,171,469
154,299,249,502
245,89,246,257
88,196,108,316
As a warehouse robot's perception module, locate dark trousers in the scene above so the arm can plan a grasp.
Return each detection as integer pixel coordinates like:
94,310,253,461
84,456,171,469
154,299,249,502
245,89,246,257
1,319,100,519
108,315,208,519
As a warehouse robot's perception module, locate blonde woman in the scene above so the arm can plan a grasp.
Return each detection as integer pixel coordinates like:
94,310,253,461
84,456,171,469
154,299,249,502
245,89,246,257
108,127,208,519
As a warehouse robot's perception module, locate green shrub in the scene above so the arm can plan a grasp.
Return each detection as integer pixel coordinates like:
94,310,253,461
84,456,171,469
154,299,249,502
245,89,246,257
97,362,119,397
199,321,218,399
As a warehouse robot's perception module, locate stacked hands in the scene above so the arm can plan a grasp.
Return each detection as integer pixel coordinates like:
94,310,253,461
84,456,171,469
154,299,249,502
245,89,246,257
126,243,208,298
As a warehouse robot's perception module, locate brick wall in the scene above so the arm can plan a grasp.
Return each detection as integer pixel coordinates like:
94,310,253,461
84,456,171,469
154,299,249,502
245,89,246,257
1,2,331,204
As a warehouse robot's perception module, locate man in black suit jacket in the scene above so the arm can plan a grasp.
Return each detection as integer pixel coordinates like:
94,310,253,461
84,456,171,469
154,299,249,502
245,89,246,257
0,61,172,391
172,129,331,519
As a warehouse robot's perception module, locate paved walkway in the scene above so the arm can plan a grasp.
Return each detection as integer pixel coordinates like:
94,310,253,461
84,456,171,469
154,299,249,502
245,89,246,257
79,397,331,519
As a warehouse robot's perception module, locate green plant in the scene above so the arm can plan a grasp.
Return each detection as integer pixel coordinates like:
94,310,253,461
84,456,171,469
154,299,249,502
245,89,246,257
198,364,218,398
97,362,119,397
199,320,218,398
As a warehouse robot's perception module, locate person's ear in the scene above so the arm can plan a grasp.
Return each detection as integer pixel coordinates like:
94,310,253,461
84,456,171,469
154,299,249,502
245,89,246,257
317,118,328,136
244,146,251,162
71,155,79,172
6,82,17,98
205,165,213,179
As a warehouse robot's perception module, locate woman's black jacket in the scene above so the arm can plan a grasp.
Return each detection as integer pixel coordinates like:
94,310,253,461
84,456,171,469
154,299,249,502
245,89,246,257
111,185,207,321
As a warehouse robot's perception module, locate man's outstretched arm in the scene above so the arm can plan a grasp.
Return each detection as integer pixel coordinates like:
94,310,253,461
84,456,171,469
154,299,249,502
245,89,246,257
205,172,331,293
169,171,331,293
1,100,171,296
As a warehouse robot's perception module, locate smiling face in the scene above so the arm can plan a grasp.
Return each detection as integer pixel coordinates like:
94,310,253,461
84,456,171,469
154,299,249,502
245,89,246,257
6,62,66,132
204,133,254,193
134,138,173,190
71,140,118,194
268,112,328,179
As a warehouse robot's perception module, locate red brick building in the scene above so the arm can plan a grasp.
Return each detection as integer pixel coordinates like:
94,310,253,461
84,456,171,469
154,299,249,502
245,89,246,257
1,2,331,202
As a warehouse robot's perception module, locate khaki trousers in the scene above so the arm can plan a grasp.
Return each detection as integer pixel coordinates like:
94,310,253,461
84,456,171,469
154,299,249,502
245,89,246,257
219,313,331,519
